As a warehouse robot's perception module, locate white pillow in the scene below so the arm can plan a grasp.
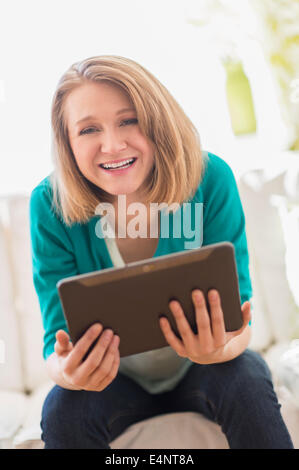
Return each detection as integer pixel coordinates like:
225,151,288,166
270,195,299,332
247,244,274,351
238,168,299,343
238,176,274,349
0,201,24,392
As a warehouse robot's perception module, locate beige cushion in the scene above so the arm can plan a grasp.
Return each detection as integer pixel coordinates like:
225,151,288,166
110,412,228,449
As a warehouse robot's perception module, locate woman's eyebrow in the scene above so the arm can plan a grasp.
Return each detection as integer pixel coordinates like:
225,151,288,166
75,108,135,126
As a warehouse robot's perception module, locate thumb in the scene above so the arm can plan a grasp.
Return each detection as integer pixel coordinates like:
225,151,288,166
241,301,251,327
55,330,73,356
228,301,251,340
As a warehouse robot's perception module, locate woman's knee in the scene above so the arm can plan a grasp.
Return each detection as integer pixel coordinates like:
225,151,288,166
41,386,83,435
216,349,275,399
230,349,272,381
41,385,109,448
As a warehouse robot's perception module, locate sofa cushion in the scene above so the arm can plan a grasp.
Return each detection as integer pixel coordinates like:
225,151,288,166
110,412,228,449
0,390,28,442
0,201,24,392
6,195,48,392
12,380,54,448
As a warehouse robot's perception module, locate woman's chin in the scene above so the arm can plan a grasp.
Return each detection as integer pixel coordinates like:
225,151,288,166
104,184,142,197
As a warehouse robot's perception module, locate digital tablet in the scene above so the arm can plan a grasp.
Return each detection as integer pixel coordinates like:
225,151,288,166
57,241,243,358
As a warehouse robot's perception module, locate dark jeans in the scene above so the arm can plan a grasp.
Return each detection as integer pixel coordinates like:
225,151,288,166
41,349,294,449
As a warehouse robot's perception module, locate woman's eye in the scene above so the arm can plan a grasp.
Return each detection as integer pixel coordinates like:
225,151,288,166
80,127,97,135
79,119,138,136
121,118,138,126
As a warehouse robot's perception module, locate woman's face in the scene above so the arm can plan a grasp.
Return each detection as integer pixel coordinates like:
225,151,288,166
66,81,155,204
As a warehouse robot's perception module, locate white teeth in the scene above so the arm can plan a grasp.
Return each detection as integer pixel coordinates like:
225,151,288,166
102,158,135,169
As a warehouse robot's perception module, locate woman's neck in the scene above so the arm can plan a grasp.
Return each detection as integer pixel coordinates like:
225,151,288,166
110,195,159,239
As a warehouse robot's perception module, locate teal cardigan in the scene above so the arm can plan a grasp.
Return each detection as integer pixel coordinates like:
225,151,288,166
29,152,252,392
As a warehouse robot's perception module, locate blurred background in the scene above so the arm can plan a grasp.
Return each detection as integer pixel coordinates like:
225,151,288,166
1,0,299,449
0,0,298,194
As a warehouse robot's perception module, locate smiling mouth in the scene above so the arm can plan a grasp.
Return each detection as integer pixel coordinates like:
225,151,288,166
99,157,137,170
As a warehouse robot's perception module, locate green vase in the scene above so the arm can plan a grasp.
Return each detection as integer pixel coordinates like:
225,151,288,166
224,61,257,136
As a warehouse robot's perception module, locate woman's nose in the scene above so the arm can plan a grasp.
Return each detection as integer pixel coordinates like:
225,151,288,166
100,128,127,154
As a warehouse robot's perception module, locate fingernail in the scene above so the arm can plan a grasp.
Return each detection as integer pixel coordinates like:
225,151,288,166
103,329,113,340
193,290,203,300
209,290,217,300
92,323,102,333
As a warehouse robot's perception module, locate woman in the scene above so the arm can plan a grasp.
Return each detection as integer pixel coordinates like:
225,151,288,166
29,55,294,449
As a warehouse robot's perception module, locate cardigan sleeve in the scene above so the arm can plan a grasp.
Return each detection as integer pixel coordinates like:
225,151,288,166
201,153,253,308
29,182,78,360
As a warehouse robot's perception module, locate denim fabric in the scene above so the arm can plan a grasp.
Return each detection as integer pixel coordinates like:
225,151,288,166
41,349,294,449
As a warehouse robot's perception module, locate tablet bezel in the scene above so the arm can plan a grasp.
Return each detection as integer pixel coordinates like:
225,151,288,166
57,241,243,357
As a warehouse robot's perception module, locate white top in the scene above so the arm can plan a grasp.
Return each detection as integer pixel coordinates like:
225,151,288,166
103,226,192,394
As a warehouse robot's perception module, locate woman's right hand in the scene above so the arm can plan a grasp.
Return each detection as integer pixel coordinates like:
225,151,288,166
54,324,120,391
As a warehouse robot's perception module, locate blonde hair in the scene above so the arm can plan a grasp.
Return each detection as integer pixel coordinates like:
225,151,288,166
50,55,207,226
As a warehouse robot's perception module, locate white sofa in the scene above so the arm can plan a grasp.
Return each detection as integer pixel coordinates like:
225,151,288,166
1,154,299,449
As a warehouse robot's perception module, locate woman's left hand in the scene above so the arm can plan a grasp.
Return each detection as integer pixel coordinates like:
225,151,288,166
159,289,251,364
